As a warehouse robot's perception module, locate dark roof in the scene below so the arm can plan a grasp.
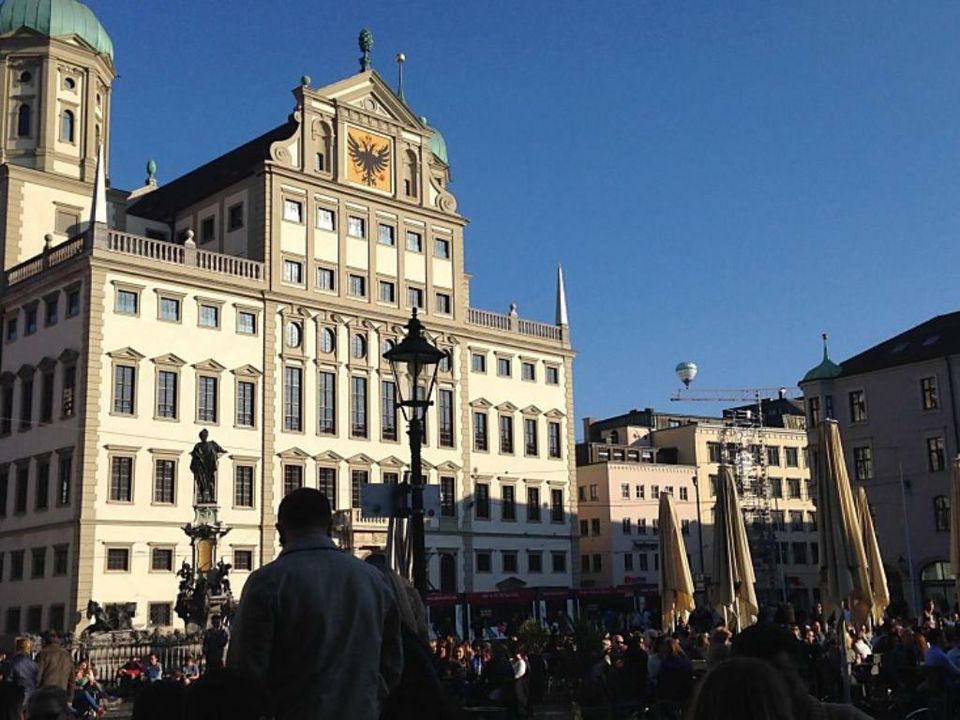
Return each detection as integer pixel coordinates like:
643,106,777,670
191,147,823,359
723,397,804,428
126,120,297,221
838,311,960,377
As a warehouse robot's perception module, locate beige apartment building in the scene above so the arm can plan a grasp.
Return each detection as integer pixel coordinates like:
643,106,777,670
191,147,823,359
800,324,960,612
577,404,820,610
0,1,576,638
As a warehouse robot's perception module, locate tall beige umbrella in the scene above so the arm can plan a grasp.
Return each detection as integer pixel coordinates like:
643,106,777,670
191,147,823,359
658,491,696,631
817,420,873,628
855,486,889,624
951,457,960,603
709,464,758,632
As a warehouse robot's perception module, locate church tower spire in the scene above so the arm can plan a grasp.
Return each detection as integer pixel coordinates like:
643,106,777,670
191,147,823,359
555,264,569,327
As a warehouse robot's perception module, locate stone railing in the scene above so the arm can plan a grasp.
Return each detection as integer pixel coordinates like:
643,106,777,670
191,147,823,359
5,232,86,286
107,230,185,263
467,306,563,342
351,508,389,526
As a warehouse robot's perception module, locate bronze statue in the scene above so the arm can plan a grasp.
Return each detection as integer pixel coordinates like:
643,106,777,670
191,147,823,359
84,600,113,634
189,429,225,504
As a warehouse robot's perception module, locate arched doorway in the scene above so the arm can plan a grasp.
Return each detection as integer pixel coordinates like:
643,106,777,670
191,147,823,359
920,560,957,612
439,553,457,592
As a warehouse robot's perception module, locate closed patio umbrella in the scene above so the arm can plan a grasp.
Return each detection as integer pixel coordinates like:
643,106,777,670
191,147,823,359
951,457,960,603
709,464,758,632
855,486,889,625
658,491,696,632
386,515,412,580
817,420,873,627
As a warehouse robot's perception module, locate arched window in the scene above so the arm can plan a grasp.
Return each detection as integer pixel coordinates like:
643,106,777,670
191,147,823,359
319,327,336,354
381,338,395,356
315,121,332,173
403,149,418,198
934,495,950,532
17,104,30,137
351,333,366,359
60,110,75,143
920,560,957,612
609,430,620,444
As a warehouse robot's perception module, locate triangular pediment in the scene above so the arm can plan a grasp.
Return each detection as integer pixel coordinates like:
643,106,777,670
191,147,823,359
521,405,543,416
192,359,227,373
313,450,344,463
107,347,145,362
278,447,310,460
545,408,566,419
495,402,518,413
379,455,407,469
151,353,187,367
436,461,462,473
318,71,427,131
231,364,262,378
469,397,493,409
347,452,376,466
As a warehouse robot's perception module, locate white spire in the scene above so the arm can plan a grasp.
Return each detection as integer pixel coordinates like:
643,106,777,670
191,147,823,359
90,141,107,228
555,264,569,326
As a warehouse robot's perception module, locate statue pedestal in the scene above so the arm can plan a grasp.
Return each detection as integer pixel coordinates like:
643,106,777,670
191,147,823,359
176,503,235,630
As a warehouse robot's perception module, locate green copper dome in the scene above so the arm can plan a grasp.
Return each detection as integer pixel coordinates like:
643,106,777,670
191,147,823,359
802,335,842,382
420,116,448,165
0,0,113,59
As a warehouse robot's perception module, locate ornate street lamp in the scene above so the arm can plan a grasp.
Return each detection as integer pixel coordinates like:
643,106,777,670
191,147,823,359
383,309,447,598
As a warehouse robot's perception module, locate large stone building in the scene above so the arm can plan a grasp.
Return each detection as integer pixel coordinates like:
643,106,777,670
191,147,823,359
0,1,576,638
577,402,820,610
800,326,960,612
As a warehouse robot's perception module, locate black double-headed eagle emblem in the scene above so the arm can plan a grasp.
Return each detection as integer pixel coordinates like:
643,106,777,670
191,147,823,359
348,133,390,187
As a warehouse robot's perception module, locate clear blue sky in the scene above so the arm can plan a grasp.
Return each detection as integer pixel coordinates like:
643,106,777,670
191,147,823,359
93,1,960,425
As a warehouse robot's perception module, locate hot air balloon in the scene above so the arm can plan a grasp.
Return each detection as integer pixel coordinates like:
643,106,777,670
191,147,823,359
676,362,698,388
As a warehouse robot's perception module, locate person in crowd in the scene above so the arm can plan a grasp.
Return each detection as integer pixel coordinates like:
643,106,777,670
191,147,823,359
921,599,942,630
922,628,960,688
227,488,403,720
25,686,70,720
706,627,732,668
509,641,530,719
688,633,710,661
143,654,163,683
115,657,143,696
183,668,271,720
131,678,187,720
180,654,200,685
71,660,106,716
35,632,73,698
688,656,795,720
732,622,872,720
0,683,24,720
1,638,37,704
202,615,229,673
655,637,692,720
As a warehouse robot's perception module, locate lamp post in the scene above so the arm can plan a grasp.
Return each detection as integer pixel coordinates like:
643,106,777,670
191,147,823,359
383,309,446,599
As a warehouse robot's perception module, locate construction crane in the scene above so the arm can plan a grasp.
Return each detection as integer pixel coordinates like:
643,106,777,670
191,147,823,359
670,387,790,403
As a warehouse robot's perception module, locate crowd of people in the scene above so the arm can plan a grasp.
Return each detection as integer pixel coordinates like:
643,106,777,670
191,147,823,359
0,488,958,720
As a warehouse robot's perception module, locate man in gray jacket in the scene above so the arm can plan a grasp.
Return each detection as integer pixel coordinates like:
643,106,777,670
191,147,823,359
228,488,403,719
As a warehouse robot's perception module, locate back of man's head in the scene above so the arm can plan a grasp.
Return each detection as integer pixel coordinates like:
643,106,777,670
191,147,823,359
26,686,69,720
184,668,272,720
15,636,32,654
277,487,331,535
40,630,59,647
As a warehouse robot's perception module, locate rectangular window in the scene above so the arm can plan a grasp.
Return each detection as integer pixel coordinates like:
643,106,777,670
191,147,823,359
792,542,807,565
234,466,254,508
57,455,71,506
19,377,32,428
31,548,45,579
522,362,536,381
381,380,397,441
474,412,488,451
621,483,630,499
499,415,514,453
347,216,365,238
548,422,562,459
25,306,37,334
790,510,804,531
407,286,424,309
434,237,450,259
636,485,645,499
927,437,946,472
590,484,599,501
622,517,632,534
116,290,138,315
34,460,49,510
198,376,218,423
811,542,820,564
40,371,53,423
637,517,647,535
438,389,454,447
66,288,80,317
471,353,486,373
350,469,368,509
316,267,336,292
350,376,368,438
199,304,220,328
146,603,172,628
579,519,589,536
106,548,130,572
378,280,396,303
528,552,543,573
527,487,541,522
681,519,690,535
113,365,135,415
788,479,801,499
157,370,178,419
283,259,304,285
317,208,335,231
233,550,253,571
5,316,17,341
159,297,180,322
348,274,367,298
228,203,244,231
767,446,781,467
440,476,456,517
318,371,336,434
524,418,538,456
853,446,873,482
772,511,786,531
849,390,867,422
10,549,25,580
785,447,799,467
236,311,257,335
61,365,76,418
201,216,215,243
624,553,634,571
283,199,303,223
236,380,255,427
110,457,133,502
770,477,783,498
378,224,395,245
44,296,58,326
475,482,490,519
476,551,492,573
283,465,304,496
921,377,939,410
679,486,689,501
151,547,174,572
497,358,511,377
153,459,175,504
503,551,518,574
592,554,602,572
405,231,423,252
283,367,303,432
502,485,516,520
546,366,560,385
551,552,566,574
53,544,68,576
317,467,336,506
435,293,452,314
